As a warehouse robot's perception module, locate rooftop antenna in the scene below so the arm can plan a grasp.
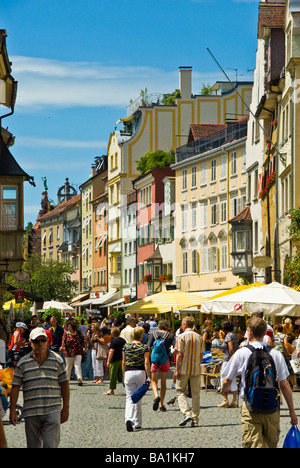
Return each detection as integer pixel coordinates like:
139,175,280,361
227,68,244,82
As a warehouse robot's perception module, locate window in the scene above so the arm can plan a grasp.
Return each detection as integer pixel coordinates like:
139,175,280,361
182,205,188,232
140,185,152,207
221,243,228,270
211,159,217,182
191,166,197,188
1,186,17,229
208,246,218,272
247,174,251,203
242,148,246,172
117,256,121,273
231,151,237,176
182,169,187,191
192,250,198,273
220,154,227,179
183,251,188,274
191,202,197,230
221,200,227,223
200,247,208,273
236,231,246,251
200,202,207,229
211,202,218,226
201,162,207,186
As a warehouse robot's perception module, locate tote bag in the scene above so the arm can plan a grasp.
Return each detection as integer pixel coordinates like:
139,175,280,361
96,342,108,360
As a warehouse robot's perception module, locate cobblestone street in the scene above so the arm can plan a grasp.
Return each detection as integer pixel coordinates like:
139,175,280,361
3,371,300,449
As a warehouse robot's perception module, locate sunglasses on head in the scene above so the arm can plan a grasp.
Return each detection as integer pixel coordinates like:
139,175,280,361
32,337,47,344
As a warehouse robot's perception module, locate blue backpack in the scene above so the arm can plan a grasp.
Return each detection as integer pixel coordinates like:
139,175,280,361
151,332,169,365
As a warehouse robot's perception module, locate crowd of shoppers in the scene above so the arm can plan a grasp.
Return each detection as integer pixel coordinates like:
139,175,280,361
1,309,300,448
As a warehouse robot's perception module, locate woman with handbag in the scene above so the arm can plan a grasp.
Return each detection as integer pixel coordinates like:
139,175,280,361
61,319,85,386
88,323,108,384
122,327,150,432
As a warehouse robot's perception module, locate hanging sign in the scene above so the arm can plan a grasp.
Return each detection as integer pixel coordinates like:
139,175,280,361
14,290,25,304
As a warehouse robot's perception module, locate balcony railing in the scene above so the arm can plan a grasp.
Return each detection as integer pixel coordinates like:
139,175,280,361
176,120,248,164
127,93,163,117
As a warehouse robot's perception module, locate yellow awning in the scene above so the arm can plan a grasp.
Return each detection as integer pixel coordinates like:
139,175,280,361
3,299,31,311
208,282,266,301
125,290,207,315
116,116,134,124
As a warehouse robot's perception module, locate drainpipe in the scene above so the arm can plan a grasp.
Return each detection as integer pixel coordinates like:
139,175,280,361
290,66,295,260
274,97,281,282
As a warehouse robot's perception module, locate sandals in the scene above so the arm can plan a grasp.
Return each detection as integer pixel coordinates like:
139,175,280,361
104,391,114,396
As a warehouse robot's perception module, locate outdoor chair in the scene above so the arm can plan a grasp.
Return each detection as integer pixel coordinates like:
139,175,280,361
201,355,223,392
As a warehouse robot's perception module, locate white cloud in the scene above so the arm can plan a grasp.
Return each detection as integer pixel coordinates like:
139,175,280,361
11,56,222,111
16,136,108,149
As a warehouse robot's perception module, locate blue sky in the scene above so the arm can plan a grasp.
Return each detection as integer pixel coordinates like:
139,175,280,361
1,0,260,226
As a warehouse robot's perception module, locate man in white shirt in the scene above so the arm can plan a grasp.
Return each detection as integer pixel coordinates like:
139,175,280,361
222,317,298,448
120,318,137,343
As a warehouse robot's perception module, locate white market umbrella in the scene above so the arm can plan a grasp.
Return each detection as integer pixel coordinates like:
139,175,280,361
31,302,37,316
201,282,300,317
17,302,24,321
42,301,75,313
7,302,15,325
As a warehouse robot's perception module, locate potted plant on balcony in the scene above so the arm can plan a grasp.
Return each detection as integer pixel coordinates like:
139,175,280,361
159,274,168,282
143,274,152,283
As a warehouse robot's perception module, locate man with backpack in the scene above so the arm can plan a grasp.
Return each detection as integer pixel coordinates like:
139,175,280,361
222,317,298,448
148,320,175,412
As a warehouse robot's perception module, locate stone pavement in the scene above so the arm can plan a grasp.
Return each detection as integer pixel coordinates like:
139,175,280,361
3,373,300,449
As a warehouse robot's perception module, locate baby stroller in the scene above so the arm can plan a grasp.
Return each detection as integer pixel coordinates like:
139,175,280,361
0,367,24,422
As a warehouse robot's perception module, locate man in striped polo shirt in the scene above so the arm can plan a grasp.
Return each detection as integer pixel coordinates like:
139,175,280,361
9,327,70,448
175,316,204,427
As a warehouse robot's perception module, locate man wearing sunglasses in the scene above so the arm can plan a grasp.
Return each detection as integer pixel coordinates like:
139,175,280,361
9,328,70,448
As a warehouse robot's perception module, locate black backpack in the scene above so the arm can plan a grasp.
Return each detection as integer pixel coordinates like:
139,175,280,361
244,345,280,414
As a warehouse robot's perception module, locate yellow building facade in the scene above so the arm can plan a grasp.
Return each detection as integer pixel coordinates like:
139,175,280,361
107,67,252,294
172,119,248,294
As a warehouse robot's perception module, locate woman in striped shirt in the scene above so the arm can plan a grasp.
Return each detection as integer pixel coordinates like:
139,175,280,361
122,327,150,432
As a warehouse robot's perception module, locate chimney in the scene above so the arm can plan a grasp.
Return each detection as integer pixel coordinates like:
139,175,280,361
179,66,192,100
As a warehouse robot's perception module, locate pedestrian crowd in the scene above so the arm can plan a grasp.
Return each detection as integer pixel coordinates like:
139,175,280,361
0,309,300,448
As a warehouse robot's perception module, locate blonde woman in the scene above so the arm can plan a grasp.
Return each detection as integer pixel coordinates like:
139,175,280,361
122,327,150,432
283,318,293,336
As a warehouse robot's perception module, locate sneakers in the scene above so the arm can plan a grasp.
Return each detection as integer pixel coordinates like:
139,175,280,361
179,415,192,427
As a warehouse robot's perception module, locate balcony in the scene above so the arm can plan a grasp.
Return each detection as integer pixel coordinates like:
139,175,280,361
176,119,248,164
110,273,121,289
127,93,163,117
